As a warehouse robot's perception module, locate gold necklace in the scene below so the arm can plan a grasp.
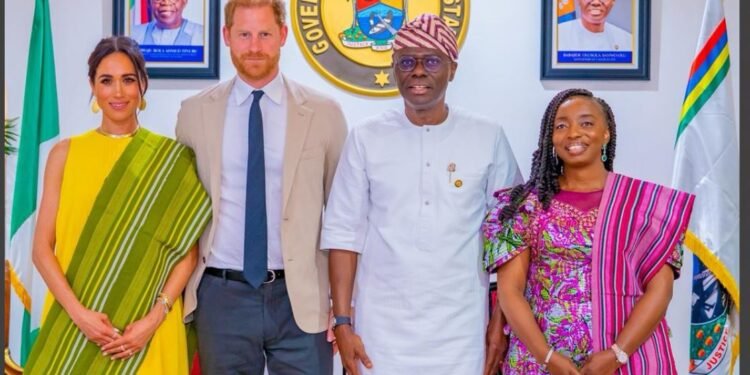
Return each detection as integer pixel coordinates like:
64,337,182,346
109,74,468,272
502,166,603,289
96,125,140,139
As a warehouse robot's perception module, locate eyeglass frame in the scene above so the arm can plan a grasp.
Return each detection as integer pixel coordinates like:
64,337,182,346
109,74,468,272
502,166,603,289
393,55,447,73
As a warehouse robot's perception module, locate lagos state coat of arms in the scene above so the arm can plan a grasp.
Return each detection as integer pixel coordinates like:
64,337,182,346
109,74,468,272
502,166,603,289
291,0,469,96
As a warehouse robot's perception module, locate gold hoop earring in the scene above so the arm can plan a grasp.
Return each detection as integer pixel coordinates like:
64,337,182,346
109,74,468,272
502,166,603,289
139,98,147,111
91,99,100,113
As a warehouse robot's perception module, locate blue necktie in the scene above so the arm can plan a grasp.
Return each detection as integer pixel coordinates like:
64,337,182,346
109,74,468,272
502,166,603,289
243,90,267,288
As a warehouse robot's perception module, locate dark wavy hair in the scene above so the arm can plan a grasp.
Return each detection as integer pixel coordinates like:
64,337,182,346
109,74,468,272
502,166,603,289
87,36,148,96
498,88,617,223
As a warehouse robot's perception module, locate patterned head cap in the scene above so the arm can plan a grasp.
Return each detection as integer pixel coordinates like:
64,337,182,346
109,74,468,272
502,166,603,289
393,14,458,62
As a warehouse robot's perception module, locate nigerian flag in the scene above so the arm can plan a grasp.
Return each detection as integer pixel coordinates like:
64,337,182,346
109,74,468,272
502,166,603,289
6,0,59,368
131,0,151,26
672,0,739,373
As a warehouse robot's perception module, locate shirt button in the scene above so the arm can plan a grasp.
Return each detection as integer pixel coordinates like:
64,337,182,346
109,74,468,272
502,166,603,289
426,128,431,132
426,162,431,167
424,201,430,206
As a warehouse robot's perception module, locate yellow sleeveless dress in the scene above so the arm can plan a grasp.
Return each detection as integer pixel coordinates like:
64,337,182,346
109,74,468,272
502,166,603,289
41,130,189,374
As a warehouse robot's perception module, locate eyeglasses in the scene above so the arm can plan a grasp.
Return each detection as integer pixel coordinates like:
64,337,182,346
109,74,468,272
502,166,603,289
395,55,444,73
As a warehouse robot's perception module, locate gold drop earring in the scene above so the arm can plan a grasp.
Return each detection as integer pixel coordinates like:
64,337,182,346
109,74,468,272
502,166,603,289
91,98,100,113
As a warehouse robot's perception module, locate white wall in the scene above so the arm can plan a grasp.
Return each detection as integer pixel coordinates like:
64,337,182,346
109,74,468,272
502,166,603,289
4,1,740,373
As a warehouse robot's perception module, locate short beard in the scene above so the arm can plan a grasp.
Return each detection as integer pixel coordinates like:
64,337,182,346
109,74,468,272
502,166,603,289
231,52,280,83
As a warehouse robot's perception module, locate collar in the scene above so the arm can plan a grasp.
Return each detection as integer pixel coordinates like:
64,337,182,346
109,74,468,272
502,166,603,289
232,72,284,106
403,104,455,127
400,104,458,140
152,19,187,31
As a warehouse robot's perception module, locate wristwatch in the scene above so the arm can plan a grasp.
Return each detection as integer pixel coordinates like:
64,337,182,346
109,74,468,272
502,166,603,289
611,343,629,365
332,315,352,329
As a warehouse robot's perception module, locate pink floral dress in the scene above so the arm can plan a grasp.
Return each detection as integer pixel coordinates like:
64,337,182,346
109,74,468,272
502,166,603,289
482,189,681,374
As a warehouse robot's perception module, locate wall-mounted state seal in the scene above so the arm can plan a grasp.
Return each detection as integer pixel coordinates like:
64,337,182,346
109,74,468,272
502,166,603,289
291,0,469,97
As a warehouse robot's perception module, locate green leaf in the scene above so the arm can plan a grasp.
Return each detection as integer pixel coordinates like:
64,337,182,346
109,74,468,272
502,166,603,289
5,117,19,155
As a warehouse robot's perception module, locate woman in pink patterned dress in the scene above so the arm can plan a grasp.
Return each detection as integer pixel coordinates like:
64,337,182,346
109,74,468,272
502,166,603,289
483,89,694,375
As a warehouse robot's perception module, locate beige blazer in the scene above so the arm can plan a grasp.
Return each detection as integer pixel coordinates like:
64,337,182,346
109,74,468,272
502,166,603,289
175,76,347,333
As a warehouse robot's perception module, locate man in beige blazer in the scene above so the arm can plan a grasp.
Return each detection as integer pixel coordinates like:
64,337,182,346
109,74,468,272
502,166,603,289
175,1,347,373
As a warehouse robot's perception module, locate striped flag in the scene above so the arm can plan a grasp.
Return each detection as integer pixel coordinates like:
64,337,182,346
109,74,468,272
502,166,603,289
131,0,151,25
671,0,739,374
6,0,60,369
557,0,576,23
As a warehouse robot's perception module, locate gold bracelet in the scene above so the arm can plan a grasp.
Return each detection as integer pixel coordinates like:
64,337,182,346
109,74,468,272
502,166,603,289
155,297,169,316
156,293,172,312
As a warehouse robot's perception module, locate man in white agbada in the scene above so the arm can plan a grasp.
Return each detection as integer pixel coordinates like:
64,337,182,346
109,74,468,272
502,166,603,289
557,0,632,51
131,0,203,46
321,14,522,375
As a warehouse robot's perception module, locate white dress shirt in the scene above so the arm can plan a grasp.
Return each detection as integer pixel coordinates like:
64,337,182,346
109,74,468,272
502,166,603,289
208,73,287,270
321,107,522,374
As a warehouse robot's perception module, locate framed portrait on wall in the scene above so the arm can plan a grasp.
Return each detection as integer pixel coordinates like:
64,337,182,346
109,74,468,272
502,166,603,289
113,0,220,79
541,0,650,80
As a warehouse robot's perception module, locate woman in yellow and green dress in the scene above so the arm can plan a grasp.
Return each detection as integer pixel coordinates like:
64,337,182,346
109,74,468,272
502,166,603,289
25,36,211,374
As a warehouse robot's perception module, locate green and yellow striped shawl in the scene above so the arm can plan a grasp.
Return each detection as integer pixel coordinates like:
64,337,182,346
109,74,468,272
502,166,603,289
26,129,211,374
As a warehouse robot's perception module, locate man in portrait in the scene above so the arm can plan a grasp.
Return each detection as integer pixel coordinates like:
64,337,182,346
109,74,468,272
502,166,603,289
132,0,204,46
557,0,632,51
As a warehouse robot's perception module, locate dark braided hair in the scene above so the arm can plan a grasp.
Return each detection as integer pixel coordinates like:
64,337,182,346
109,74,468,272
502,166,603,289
498,88,617,222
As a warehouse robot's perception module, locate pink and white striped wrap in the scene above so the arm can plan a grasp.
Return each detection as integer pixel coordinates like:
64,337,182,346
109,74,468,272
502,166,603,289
393,13,458,62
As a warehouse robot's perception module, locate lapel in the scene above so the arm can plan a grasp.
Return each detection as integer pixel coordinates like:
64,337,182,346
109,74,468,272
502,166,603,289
202,78,234,216
281,77,314,214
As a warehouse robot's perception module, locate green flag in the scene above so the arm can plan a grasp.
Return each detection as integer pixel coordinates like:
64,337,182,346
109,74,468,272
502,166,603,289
7,0,60,368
